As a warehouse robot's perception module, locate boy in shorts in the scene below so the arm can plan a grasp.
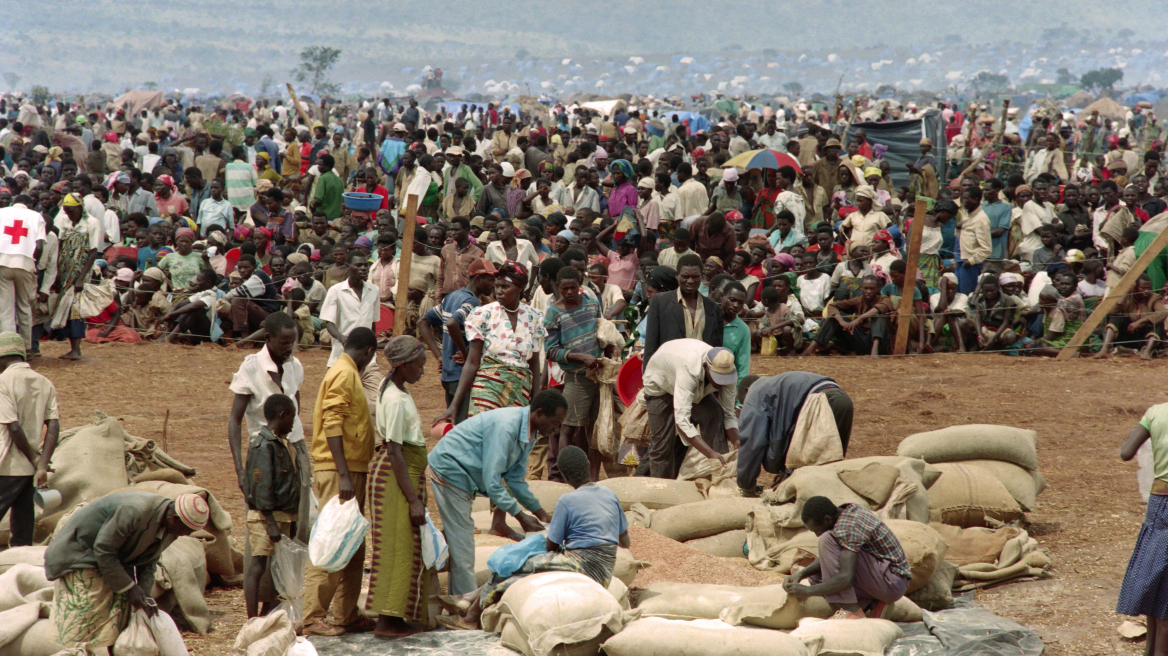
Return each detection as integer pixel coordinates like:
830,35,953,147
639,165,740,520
243,393,301,618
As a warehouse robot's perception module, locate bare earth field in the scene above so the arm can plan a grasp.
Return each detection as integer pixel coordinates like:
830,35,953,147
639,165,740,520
32,340,1159,655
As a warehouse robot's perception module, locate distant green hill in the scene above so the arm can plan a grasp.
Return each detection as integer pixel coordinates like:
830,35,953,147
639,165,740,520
2,0,1164,92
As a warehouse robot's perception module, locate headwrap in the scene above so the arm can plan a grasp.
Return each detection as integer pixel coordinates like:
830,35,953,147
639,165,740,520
234,225,254,240
148,216,165,226
746,233,773,254
510,169,531,188
941,272,958,287
355,235,373,249
855,185,878,201
175,228,195,240
851,155,867,168
724,209,744,224
255,179,274,194
310,249,322,261
0,332,25,361
537,160,554,177
495,260,530,289
45,146,63,163
863,166,882,179
647,266,678,291
998,272,1022,286
116,268,135,283
142,267,166,283
773,253,796,270
873,229,899,257
557,229,575,242
257,151,271,162
705,256,723,271
287,253,309,266
50,181,68,194
691,147,706,161
61,193,83,207
1015,184,1032,196
609,159,635,182
872,144,889,160
254,226,273,239
383,335,426,377
103,131,119,143
155,174,177,194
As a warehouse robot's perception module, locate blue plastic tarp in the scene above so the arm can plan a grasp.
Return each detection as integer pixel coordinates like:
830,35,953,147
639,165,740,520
1017,103,1038,143
847,108,947,189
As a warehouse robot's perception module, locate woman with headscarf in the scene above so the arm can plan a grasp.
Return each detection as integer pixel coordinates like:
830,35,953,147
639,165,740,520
435,261,546,539
154,174,189,219
256,152,282,186
869,229,900,284
157,228,204,291
366,336,432,638
607,159,638,219
101,131,123,173
699,256,723,297
706,167,744,217
830,160,864,213
505,169,534,220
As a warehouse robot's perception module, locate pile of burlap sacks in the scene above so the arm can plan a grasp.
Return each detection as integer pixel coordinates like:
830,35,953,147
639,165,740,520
464,423,1051,656
0,416,244,656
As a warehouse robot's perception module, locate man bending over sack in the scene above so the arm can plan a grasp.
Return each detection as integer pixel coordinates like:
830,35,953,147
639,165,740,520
435,445,631,630
45,491,210,650
736,372,853,496
783,495,910,620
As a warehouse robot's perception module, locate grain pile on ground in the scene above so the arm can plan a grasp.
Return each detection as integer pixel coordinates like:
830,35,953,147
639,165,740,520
625,525,783,587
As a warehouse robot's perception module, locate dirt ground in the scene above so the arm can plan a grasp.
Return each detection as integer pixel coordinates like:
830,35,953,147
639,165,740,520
31,340,1160,655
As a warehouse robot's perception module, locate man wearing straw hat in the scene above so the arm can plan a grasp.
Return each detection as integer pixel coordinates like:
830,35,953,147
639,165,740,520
45,491,209,649
0,331,58,547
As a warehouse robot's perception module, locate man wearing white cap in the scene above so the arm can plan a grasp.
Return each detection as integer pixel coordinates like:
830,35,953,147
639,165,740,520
641,339,740,479
45,490,208,650
442,145,483,201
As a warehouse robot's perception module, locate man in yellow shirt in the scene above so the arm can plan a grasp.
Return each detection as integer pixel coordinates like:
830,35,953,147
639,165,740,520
303,327,379,636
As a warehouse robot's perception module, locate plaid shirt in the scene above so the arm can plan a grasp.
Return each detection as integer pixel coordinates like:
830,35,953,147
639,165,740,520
832,504,911,579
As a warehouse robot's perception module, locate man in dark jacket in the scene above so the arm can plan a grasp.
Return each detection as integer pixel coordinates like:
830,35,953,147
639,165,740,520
642,253,722,368
736,373,853,495
45,490,208,650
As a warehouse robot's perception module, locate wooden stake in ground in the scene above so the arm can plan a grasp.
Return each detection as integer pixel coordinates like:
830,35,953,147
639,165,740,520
162,408,169,453
393,194,420,337
285,83,313,126
894,199,928,355
1056,225,1168,359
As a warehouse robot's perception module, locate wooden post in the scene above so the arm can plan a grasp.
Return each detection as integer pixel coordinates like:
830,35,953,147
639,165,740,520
285,83,313,126
958,100,1010,179
1056,226,1168,359
894,199,928,355
392,194,420,337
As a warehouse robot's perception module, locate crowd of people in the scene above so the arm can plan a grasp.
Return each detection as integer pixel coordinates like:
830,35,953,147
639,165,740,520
0,87,1166,648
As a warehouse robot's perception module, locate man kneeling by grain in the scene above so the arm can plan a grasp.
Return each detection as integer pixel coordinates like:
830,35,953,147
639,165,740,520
783,496,910,620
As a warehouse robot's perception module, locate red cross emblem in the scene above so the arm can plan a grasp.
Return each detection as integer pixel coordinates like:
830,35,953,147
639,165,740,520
3,220,27,245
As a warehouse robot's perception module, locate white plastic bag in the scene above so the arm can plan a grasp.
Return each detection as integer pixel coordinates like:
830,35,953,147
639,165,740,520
286,637,320,656
1138,440,1153,502
420,510,448,570
113,609,159,656
150,610,190,656
272,538,309,627
308,496,369,573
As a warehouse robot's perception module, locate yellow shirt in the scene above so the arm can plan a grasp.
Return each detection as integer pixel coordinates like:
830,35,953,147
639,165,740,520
311,353,374,474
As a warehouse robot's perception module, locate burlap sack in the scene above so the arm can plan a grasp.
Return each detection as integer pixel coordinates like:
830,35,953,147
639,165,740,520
471,480,574,513
743,505,808,571
908,560,957,611
825,456,936,522
897,425,1039,471
618,390,651,447
929,523,1022,566
927,463,1023,527
771,466,870,527
232,609,294,656
587,357,623,462
836,463,900,507
602,618,818,656
686,530,747,558
789,618,904,656
481,571,629,656
613,548,650,587
884,520,947,593
0,547,46,576
39,418,132,536
154,536,211,634
0,613,61,656
0,564,52,612
637,582,793,623
786,392,844,469
599,478,704,510
958,459,1045,511
648,498,760,542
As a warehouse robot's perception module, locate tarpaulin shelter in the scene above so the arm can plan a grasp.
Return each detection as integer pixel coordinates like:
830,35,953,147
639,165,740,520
109,90,164,116
847,107,947,189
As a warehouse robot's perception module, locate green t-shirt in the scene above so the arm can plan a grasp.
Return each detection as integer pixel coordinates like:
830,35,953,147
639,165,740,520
722,317,751,381
158,251,204,291
1139,402,1168,480
314,171,345,221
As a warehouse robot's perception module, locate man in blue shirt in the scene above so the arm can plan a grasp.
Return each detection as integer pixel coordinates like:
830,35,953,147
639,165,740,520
428,391,567,595
419,258,497,423
981,178,1012,263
